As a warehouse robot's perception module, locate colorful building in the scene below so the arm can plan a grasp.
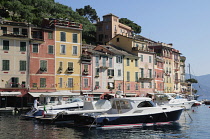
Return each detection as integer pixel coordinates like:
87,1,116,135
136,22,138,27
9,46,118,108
46,19,83,94
95,13,133,44
0,19,29,107
29,26,56,94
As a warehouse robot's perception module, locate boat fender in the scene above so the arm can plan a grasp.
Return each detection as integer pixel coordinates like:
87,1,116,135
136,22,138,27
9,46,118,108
103,118,109,124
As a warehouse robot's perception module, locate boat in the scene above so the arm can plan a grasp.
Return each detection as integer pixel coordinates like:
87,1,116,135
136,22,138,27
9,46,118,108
147,93,195,110
74,97,183,129
36,97,111,124
20,93,84,120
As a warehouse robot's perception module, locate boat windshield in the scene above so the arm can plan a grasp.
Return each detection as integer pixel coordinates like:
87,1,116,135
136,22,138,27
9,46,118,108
137,101,155,108
112,100,131,109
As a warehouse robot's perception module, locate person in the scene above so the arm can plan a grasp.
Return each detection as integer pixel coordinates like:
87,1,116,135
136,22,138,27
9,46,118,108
33,98,40,110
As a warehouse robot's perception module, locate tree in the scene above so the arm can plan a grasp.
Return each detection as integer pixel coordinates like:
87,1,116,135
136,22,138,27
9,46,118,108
119,18,141,34
76,5,98,23
185,78,198,83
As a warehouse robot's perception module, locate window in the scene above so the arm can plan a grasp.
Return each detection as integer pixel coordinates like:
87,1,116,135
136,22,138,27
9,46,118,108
1,27,7,34
95,81,99,89
40,60,47,72
11,77,19,87
141,55,143,62
108,82,114,89
60,32,66,41
22,29,27,35
59,78,63,88
96,56,99,67
48,31,53,39
116,56,122,63
135,84,139,90
127,58,130,66
107,69,114,77
48,45,54,54
72,46,77,55
135,59,138,67
60,45,66,54
135,72,139,82
32,44,38,53
59,62,63,71
72,34,78,43
20,42,26,51
149,82,152,88
2,60,9,70
68,62,73,71
99,34,103,41
33,83,37,88
149,69,152,78
20,61,26,71
84,78,88,88
126,83,130,90
13,28,19,35
137,101,154,108
40,78,46,88
106,25,109,30
102,57,106,67
68,78,73,88
141,82,144,88
84,65,88,71
118,69,121,76
127,71,130,81
140,68,144,78
95,68,100,76
117,38,119,42
3,40,9,50
118,83,121,90
149,56,152,63
109,57,112,67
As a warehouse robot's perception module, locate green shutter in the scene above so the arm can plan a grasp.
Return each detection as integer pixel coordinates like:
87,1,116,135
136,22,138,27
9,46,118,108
3,40,9,50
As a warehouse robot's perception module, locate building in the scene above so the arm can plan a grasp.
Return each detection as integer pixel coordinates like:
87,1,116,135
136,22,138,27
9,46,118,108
44,19,83,94
96,13,133,44
0,19,30,107
29,26,56,95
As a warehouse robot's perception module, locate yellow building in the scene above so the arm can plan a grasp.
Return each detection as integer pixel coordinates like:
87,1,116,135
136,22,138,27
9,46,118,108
51,19,82,93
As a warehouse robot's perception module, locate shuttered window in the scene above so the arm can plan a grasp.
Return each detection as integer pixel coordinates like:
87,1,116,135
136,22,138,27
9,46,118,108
72,34,78,43
2,60,9,70
3,40,9,50
20,61,26,71
48,45,54,54
20,42,26,51
40,78,46,88
68,78,73,88
60,32,66,41
40,60,47,72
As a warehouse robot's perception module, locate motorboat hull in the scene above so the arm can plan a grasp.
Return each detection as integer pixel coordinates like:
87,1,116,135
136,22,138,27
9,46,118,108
75,108,183,127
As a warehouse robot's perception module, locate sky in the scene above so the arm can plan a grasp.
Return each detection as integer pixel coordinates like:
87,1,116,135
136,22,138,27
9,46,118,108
55,0,210,76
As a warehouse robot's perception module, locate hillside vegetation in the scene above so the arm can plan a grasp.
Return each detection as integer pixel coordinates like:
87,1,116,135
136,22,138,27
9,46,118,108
0,0,141,44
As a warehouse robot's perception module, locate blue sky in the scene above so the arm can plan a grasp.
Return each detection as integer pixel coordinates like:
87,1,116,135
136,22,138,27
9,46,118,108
55,0,210,76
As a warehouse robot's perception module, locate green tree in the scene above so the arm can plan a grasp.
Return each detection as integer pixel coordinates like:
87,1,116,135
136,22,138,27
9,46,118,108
76,5,98,23
119,18,141,34
186,78,198,83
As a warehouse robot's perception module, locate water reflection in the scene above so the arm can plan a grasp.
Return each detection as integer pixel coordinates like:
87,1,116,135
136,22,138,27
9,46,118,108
1,105,210,139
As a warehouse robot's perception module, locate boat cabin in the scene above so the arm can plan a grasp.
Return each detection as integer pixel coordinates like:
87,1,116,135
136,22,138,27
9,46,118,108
108,97,155,114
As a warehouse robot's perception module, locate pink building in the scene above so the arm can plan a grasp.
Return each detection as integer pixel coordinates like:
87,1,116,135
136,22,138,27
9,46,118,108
29,27,56,94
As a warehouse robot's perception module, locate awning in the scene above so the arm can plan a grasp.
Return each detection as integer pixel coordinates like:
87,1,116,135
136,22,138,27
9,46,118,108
125,93,136,96
0,92,21,96
29,91,80,97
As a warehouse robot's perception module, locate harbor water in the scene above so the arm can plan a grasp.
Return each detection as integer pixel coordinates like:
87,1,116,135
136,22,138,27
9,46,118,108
0,105,210,139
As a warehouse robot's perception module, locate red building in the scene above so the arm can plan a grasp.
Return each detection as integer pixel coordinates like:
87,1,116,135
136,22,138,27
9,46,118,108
29,27,56,95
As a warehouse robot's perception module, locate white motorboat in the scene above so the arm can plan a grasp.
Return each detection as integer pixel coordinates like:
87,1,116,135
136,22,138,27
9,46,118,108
36,97,111,123
74,97,183,129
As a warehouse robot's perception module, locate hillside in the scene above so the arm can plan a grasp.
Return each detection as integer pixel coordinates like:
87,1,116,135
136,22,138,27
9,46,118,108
0,0,96,44
186,74,210,99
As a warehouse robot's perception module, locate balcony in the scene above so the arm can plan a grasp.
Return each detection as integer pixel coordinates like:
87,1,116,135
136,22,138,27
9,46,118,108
81,55,91,61
40,67,47,72
132,47,139,51
139,77,153,81
174,79,180,83
58,67,62,73
1,30,28,38
83,69,89,75
67,67,74,73
100,66,108,69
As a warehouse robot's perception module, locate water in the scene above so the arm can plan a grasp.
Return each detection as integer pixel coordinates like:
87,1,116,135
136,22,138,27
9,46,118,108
0,105,210,139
